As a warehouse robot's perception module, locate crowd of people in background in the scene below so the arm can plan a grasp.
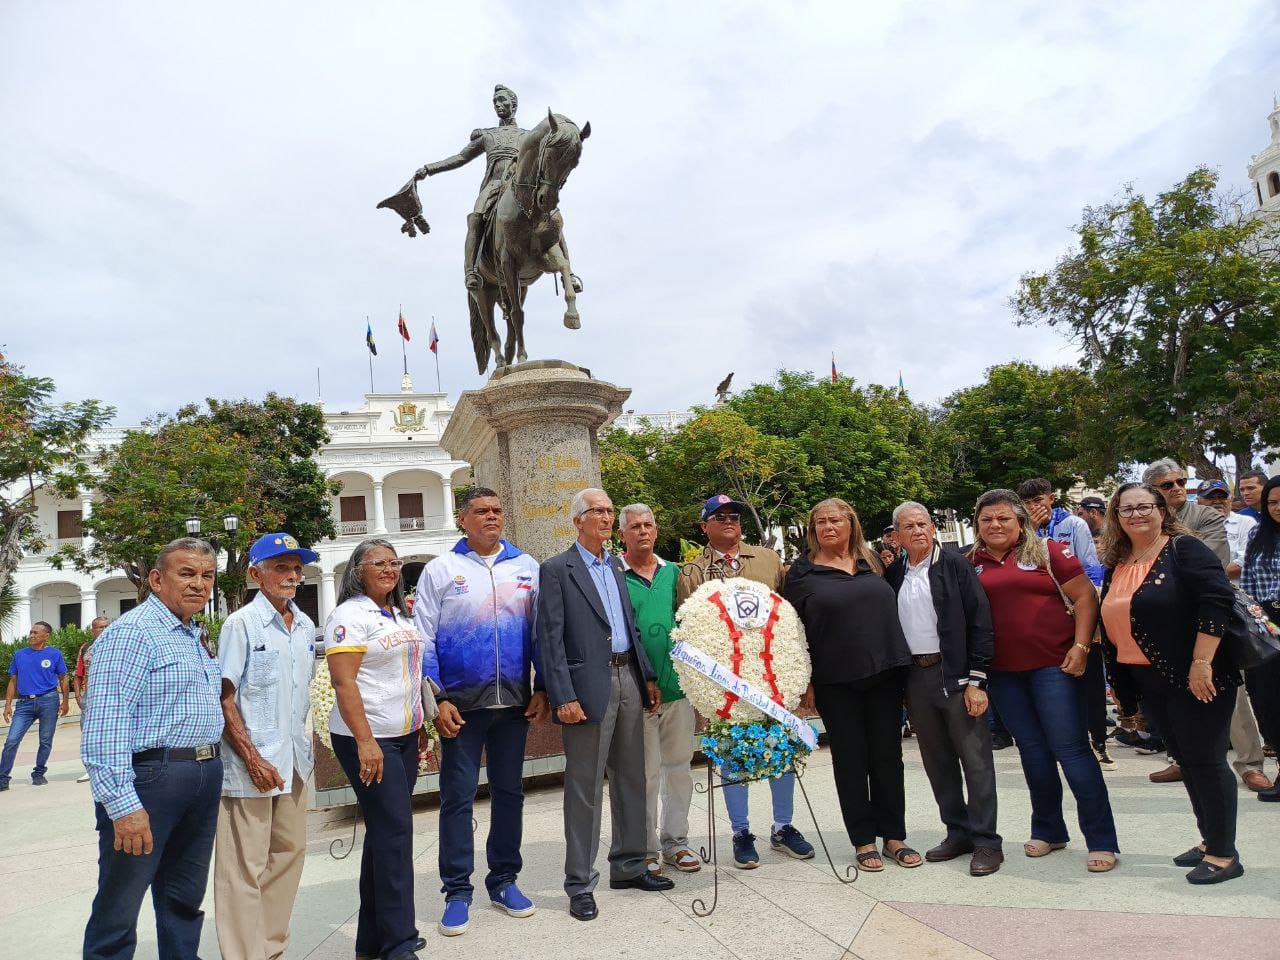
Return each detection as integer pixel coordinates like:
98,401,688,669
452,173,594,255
4,460,1272,958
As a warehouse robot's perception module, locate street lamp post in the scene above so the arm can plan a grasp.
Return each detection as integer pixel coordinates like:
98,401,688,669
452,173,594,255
183,514,240,619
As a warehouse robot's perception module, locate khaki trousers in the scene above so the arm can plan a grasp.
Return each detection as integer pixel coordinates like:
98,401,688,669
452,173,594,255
1230,685,1265,776
214,773,309,960
642,698,696,859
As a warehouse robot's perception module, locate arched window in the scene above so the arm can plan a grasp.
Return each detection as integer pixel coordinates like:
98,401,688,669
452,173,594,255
1259,181,1266,206
1269,171,1280,197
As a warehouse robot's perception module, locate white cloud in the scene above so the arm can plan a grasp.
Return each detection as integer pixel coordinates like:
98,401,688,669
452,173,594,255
1,0,1276,421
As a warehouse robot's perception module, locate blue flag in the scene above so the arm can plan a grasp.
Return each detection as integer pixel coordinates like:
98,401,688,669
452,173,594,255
366,322,377,356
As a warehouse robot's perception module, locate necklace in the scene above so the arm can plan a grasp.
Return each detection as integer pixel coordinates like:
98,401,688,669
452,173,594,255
1125,536,1166,566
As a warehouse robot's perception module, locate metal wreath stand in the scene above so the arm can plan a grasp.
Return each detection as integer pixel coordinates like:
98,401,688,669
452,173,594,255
679,556,857,918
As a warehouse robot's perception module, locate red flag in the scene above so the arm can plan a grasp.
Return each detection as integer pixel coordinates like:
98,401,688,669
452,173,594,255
830,354,837,384
429,321,439,355
398,312,410,341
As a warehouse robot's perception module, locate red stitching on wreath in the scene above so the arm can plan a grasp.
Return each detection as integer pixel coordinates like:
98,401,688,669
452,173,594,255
759,593,784,705
709,591,743,719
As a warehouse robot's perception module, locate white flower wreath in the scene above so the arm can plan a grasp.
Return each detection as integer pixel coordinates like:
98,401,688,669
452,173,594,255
310,658,338,747
670,576,811,722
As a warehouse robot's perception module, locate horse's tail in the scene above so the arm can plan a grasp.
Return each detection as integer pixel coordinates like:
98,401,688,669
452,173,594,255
468,293,490,374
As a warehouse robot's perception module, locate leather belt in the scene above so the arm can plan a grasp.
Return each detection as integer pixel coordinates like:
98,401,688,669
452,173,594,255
911,653,943,668
18,690,57,700
608,649,634,667
133,743,221,763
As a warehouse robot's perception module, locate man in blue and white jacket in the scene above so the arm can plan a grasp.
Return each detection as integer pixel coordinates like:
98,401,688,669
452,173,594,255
1017,478,1104,586
413,486,547,936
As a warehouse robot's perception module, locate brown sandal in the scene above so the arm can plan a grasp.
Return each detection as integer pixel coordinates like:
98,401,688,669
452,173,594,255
1024,839,1068,857
882,844,923,868
856,849,885,872
1087,851,1118,873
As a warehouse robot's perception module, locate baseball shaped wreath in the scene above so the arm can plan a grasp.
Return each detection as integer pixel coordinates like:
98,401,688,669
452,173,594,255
670,576,815,781
310,659,438,774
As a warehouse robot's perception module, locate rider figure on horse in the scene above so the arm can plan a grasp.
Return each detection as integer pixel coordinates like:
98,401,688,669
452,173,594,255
415,84,525,291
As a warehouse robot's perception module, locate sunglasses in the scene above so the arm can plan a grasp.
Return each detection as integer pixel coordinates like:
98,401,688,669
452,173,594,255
1156,477,1188,491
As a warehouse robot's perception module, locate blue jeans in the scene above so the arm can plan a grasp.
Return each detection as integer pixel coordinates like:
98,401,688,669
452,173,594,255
722,773,794,835
83,753,223,960
439,706,529,902
988,667,1118,852
332,732,420,960
0,689,60,784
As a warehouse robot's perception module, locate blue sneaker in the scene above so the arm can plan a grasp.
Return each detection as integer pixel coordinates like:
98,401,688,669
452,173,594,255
732,830,759,869
438,899,469,936
32,775,48,786
770,824,815,860
490,883,536,918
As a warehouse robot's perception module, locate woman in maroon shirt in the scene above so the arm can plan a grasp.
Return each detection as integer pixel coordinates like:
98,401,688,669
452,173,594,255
969,489,1119,873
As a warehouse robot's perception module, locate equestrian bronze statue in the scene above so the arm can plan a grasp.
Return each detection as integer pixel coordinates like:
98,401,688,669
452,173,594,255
379,84,590,373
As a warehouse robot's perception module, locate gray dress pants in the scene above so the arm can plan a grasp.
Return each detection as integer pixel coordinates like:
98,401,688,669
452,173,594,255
906,662,1002,850
560,662,648,896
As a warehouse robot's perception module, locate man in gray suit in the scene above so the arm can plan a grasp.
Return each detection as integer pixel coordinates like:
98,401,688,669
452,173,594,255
535,487,673,921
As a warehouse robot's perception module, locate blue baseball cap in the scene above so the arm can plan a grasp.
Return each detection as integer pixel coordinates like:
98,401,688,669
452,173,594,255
701,493,748,521
249,532,319,566
1197,479,1229,497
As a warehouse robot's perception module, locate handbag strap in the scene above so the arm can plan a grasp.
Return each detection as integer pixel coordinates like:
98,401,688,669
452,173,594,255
1041,543,1075,616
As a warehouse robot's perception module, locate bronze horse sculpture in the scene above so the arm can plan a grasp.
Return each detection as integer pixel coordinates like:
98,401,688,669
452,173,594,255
466,110,590,372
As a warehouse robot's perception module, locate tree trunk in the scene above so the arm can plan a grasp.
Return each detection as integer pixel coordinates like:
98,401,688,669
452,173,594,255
1233,447,1257,485
1189,446,1223,481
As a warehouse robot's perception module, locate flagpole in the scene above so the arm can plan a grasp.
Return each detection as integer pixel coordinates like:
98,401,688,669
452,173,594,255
400,304,408,378
432,315,441,392
367,315,374,394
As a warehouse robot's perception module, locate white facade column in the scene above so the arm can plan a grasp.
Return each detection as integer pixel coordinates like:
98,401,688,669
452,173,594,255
320,571,336,623
80,494,94,554
440,478,454,525
80,588,98,625
371,480,387,534
14,594,32,641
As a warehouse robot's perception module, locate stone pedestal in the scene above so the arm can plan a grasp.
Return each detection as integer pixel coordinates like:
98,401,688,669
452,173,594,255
440,360,631,561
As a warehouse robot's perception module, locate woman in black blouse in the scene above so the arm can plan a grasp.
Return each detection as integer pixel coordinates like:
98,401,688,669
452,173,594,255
1098,483,1241,884
784,498,917,872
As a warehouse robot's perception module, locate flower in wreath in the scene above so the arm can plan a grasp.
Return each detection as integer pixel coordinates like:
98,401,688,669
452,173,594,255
672,577,815,780
310,658,338,749
670,576,811,721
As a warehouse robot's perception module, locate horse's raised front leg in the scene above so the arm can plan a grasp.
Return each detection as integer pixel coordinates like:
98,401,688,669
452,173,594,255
548,237,580,330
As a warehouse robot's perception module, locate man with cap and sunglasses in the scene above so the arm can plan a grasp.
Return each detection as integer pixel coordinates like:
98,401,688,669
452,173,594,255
213,532,320,960
1076,496,1107,540
677,494,814,868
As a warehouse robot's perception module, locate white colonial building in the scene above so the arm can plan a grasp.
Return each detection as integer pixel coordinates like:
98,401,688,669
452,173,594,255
7,385,472,639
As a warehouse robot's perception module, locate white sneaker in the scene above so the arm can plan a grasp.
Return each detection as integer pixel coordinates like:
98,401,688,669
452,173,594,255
77,772,91,783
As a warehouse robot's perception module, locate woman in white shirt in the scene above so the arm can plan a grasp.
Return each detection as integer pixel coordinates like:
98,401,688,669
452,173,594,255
326,538,426,960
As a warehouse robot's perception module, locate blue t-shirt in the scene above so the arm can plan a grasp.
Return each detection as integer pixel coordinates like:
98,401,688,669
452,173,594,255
10,646,67,696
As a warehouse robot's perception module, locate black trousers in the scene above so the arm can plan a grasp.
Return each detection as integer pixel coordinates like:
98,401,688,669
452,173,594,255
1131,668,1237,859
332,732,421,959
906,664,1001,850
814,668,907,848
1085,644,1108,749
1245,653,1280,750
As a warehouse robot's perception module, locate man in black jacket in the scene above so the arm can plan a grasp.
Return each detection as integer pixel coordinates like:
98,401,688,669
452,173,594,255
885,502,1003,876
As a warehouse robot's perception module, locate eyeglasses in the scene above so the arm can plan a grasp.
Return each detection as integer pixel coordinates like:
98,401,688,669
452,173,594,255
360,559,404,572
578,506,615,518
708,513,741,524
1117,503,1161,518
1156,477,1188,491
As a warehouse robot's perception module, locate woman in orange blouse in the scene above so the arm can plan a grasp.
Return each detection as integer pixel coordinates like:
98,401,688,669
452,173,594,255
1099,483,1240,885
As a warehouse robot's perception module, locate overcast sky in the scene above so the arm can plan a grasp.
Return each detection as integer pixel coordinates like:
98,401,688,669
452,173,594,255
2,1,1277,426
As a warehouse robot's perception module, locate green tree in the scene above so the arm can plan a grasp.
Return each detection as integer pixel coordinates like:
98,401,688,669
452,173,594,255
1013,167,1280,480
728,371,938,531
933,361,1098,514
58,395,339,610
0,351,114,596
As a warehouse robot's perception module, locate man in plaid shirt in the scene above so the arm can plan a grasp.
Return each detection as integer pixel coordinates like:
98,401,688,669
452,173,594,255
82,538,224,960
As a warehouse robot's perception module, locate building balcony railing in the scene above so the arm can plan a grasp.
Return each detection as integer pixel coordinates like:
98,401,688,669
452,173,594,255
30,536,83,556
338,520,369,537
336,517,451,538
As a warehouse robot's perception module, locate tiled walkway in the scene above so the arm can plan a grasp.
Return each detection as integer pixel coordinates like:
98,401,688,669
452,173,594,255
2,721,1277,959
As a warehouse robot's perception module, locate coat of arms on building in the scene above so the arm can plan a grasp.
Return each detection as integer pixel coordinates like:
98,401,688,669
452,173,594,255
391,401,427,432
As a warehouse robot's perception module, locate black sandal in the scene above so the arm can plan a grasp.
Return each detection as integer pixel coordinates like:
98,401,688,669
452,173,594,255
855,850,885,872
882,845,923,868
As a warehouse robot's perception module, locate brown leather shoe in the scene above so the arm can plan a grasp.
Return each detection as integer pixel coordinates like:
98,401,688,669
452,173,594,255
1150,763,1183,783
1242,770,1273,792
925,837,974,862
969,847,1004,876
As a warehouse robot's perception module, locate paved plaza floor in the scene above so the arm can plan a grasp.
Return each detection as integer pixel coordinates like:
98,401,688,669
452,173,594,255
2,719,1278,959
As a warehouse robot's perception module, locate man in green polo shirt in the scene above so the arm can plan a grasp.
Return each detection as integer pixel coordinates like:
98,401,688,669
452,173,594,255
618,503,700,876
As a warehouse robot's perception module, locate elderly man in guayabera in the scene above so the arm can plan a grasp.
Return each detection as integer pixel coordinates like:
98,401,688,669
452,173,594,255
214,532,320,960
884,502,1003,876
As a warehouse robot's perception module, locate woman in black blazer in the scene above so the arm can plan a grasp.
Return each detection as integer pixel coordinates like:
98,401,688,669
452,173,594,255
1098,482,1240,885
